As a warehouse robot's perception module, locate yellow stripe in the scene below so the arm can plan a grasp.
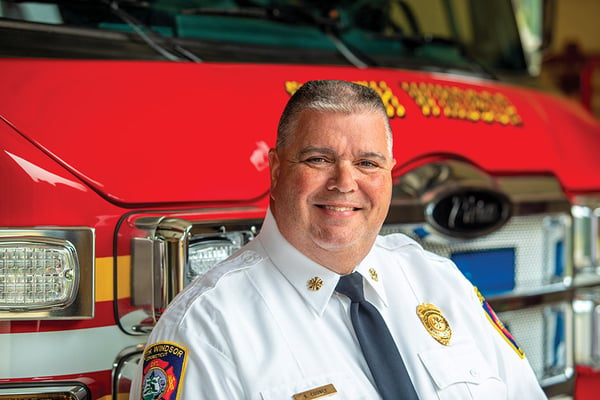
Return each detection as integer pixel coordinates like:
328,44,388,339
484,312,525,359
476,287,525,359
95,255,131,302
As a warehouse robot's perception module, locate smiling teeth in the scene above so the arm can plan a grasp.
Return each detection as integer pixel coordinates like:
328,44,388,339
322,205,354,211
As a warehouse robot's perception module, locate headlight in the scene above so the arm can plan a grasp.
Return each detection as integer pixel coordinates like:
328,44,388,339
129,215,261,333
0,237,78,310
187,233,245,285
0,228,94,319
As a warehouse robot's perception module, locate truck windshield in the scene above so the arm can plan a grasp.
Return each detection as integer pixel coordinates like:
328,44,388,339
0,0,527,76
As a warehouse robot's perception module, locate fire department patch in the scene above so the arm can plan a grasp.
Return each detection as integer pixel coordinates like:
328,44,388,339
141,342,188,400
475,287,525,359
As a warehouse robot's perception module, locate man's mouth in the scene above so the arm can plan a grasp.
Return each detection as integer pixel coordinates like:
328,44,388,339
317,205,359,212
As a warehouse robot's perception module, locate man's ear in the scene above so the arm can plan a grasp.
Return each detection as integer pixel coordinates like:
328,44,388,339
268,148,280,193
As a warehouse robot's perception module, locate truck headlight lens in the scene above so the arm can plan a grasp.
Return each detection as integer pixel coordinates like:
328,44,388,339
128,215,261,332
187,233,245,285
0,237,79,310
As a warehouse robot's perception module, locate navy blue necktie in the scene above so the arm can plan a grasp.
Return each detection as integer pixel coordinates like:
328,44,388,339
336,272,419,400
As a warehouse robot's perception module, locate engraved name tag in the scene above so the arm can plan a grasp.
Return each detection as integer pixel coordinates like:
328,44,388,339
293,383,337,400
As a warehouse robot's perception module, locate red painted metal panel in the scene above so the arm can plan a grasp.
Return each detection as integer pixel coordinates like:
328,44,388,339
2,59,600,209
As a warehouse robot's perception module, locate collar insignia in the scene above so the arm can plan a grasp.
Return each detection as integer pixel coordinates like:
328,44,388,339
368,268,379,281
307,276,324,291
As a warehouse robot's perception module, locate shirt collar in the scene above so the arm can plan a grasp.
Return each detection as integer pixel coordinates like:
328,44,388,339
356,245,389,308
258,208,389,315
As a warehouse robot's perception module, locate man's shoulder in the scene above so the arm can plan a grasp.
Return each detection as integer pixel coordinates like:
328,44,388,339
375,233,474,298
375,233,448,263
376,232,419,249
167,245,268,311
145,245,270,345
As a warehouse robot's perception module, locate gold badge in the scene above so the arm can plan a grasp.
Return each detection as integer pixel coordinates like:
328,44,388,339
307,276,324,291
369,268,379,282
417,303,452,345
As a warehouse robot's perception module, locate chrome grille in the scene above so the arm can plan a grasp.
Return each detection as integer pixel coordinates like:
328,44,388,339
498,303,572,386
381,213,571,294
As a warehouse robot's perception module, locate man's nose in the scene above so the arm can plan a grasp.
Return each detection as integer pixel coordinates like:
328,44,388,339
327,161,358,193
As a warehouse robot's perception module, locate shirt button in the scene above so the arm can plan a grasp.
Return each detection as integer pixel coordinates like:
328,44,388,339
470,369,479,378
241,251,260,265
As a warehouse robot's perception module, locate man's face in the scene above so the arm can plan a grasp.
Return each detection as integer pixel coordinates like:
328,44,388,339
269,109,396,270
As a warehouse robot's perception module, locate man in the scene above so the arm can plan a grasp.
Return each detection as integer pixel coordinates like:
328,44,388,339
130,80,547,399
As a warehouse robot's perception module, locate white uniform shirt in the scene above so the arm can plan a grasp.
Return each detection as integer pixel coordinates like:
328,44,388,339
130,210,547,400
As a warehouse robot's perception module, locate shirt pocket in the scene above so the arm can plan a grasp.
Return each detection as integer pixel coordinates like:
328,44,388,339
419,342,508,400
259,373,370,400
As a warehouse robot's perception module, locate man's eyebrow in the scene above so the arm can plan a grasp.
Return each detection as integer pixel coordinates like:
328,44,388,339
357,151,388,161
297,146,335,157
297,147,388,161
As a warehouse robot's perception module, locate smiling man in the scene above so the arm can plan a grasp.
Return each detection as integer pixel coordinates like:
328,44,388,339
130,80,546,400
268,88,395,275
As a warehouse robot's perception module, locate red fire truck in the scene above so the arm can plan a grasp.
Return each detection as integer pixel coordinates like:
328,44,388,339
1,1,599,399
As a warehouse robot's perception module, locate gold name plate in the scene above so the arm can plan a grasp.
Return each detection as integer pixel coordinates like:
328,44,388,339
293,384,338,400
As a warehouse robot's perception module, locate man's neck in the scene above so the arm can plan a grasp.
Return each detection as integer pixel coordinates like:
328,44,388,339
301,244,371,276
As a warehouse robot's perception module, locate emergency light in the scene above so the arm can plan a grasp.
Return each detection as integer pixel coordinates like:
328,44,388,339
0,237,78,310
0,228,94,319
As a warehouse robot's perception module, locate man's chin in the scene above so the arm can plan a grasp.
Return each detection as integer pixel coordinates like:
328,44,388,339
312,231,373,253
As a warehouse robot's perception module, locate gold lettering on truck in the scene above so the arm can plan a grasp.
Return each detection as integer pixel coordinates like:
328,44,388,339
285,80,406,119
284,80,520,125
401,81,523,125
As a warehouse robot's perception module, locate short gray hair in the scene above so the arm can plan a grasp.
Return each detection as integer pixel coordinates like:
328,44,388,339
276,80,393,156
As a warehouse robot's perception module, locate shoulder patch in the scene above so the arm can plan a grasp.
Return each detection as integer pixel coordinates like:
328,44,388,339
141,341,188,400
475,287,525,359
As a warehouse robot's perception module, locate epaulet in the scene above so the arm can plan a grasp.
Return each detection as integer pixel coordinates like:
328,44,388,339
377,234,452,267
475,287,525,359
377,232,423,250
169,249,265,310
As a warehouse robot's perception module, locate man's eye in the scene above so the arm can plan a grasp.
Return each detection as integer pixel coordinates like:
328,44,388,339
357,160,379,168
304,157,328,164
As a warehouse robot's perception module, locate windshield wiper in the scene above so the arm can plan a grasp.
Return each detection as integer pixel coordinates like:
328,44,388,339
181,5,372,69
104,0,202,62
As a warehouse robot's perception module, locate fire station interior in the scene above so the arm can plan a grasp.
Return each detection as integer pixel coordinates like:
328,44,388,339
537,0,600,122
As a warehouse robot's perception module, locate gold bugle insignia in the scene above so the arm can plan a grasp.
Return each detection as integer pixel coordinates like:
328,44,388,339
417,303,452,345
369,267,379,281
293,384,337,400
